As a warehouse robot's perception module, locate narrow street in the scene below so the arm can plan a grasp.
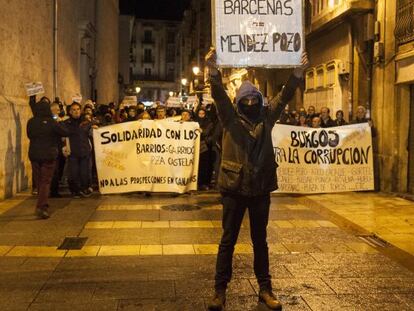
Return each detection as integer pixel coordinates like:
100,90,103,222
0,192,413,310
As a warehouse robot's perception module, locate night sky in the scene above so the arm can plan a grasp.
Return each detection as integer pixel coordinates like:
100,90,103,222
119,0,191,21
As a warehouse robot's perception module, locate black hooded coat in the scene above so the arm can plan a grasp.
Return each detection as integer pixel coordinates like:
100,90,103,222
210,73,301,196
27,98,68,162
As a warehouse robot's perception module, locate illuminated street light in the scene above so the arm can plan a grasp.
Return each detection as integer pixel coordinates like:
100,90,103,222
169,91,174,97
192,66,200,75
181,78,188,86
135,86,141,93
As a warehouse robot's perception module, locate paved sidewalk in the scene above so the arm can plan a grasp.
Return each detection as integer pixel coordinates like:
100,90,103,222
0,191,413,310
305,192,414,257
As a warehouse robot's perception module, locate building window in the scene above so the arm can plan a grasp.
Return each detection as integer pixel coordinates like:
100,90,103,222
313,0,340,17
167,67,175,80
144,30,152,42
144,49,152,62
395,0,414,45
306,70,315,91
166,48,175,63
326,63,336,87
316,66,325,88
167,31,175,44
145,68,151,77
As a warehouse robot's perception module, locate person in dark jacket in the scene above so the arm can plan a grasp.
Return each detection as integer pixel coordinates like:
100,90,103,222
49,101,67,197
350,105,371,124
195,107,215,190
350,105,376,137
320,107,336,128
306,105,317,126
125,106,138,122
27,95,68,219
334,110,347,126
298,112,308,127
64,102,94,198
205,48,309,311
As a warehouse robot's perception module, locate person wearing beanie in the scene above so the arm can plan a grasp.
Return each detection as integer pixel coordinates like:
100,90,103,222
205,48,309,311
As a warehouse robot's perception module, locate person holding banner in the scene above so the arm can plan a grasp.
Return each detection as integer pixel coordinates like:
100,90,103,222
205,48,309,311
64,103,95,198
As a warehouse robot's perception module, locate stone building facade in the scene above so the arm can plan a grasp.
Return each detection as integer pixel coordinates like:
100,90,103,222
373,0,414,194
180,0,212,94
129,19,181,103
0,0,119,200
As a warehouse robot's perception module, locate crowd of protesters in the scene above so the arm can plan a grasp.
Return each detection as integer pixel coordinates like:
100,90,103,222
277,104,374,129
27,95,223,218
27,92,374,219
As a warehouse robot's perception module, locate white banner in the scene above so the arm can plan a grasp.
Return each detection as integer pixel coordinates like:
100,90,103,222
72,94,83,104
272,124,375,193
25,82,44,96
186,95,198,106
93,120,201,194
213,0,304,67
166,97,182,108
123,96,138,106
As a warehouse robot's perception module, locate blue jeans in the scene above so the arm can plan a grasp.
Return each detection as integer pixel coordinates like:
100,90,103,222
68,156,91,193
215,192,271,292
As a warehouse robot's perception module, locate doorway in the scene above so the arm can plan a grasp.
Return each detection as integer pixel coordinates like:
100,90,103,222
408,85,414,193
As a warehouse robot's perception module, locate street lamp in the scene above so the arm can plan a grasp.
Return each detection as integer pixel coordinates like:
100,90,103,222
192,66,200,76
135,86,141,93
181,78,188,96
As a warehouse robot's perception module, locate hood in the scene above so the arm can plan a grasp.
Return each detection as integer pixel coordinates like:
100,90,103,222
33,98,52,118
235,81,264,122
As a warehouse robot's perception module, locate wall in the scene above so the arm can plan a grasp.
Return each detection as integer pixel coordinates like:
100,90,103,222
0,0,119,200
371,0,399,192
307,22,352,118
119,15,134,100
0,1,53,199
96,0,119,104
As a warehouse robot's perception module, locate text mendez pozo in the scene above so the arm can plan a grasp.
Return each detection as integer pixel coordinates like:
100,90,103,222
220,0,301,53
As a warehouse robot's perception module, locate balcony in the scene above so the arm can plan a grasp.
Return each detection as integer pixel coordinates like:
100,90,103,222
307,0,374,35
395,0,414,45
142,57,155,64
132,75,175,82
141,38,155,45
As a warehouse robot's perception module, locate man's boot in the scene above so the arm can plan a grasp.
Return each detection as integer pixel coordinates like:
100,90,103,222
259,290,282,310
35,208,50,220
207,290,226,311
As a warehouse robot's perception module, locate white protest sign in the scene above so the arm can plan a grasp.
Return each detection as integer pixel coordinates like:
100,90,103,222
166,97,182,108
25,82,45,97
213,0,304,67
123,96,138,107
272,124,374,193
186,95,198,106
72,94,83,104
93,120,200,194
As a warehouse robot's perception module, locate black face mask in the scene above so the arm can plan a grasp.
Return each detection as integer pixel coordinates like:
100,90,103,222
240,104,261,122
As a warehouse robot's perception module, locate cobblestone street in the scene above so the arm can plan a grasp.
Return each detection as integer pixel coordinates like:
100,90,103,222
0,192,414,310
